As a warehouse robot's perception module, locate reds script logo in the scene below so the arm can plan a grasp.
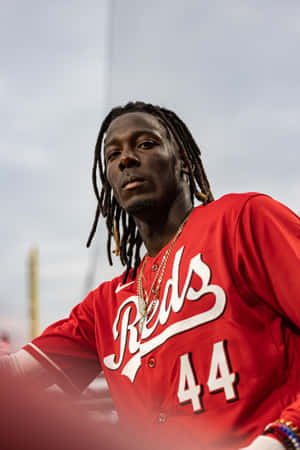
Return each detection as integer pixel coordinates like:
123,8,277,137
104,246,226,382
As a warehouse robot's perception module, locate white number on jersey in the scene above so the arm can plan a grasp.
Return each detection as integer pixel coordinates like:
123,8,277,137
207,341,237,401
178,341,238,413
177,353,203,412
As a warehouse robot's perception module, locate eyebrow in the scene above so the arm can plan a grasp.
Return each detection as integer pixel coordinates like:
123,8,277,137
104,129,161,151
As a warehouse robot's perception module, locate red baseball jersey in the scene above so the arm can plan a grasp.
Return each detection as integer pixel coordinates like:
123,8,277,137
24,193,300,449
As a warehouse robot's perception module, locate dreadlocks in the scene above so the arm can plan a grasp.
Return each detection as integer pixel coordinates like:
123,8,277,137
86,101,214,282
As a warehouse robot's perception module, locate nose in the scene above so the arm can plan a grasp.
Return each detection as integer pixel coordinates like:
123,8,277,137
119,147,140,171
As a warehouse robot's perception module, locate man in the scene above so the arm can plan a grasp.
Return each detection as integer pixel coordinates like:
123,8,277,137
1,102,300,449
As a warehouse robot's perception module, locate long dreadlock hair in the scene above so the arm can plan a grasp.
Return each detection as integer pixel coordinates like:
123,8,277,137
86,101,214,282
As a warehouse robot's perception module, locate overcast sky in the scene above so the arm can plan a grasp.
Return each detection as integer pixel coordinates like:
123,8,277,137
1,0,299,349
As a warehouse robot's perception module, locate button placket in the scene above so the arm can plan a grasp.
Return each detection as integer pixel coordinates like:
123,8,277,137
148,357,156,368
152,263,159,272
158,412,167,423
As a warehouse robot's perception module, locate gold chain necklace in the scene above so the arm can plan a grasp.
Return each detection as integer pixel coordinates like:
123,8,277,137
137,212,191,333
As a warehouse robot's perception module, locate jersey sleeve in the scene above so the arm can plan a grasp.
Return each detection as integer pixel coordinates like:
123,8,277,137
234,194,300,322
234,194,300,425
23,289,101,394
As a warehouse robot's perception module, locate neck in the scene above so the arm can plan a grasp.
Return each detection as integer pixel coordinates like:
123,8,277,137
133,195,193,257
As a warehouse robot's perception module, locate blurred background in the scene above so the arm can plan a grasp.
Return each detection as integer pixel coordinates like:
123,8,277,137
0,0,299,351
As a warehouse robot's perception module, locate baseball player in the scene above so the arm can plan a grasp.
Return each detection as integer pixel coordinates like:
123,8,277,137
1,102,300,450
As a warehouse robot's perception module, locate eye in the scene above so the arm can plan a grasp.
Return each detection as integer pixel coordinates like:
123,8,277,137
138,140,157,150
106,149,120,162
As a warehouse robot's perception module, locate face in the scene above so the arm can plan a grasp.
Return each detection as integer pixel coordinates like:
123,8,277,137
104,112,187,216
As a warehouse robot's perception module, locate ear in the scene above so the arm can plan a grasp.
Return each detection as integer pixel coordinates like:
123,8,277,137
179,158,191,176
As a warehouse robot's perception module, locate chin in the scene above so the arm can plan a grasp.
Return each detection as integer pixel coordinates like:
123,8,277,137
125,199,157,215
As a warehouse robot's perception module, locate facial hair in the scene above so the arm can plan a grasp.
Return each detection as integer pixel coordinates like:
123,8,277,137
126,199,157,216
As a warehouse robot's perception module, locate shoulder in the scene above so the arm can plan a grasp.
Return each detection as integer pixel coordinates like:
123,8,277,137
227,192,299,225
190,193,299,237
193,192,296,219
87,269,137,306
208,192,266,211
191,192,266,224
90,272,127,299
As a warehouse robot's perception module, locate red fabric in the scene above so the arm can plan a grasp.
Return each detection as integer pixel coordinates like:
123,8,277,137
23,193,300,449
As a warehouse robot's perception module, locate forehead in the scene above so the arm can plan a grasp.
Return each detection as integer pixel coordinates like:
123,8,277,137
105,112,167,143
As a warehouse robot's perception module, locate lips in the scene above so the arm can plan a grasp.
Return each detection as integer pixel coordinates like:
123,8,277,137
122,177,145,191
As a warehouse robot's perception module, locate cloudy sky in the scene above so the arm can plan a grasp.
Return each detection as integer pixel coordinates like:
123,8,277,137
1,0,299,349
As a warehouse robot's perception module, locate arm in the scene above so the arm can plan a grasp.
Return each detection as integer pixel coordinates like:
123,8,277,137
241,436,285,450
0,349,55,388
11,289,102,393
235,195,300,449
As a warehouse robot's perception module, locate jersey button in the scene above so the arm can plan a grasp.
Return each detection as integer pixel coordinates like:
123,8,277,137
148,357,156,368
158,412,167,423
152,263,159,272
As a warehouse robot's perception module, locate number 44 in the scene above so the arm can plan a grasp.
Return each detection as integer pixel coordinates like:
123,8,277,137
177,341,238,413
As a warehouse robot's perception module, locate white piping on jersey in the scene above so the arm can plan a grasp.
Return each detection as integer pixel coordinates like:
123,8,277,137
27,343,81,394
